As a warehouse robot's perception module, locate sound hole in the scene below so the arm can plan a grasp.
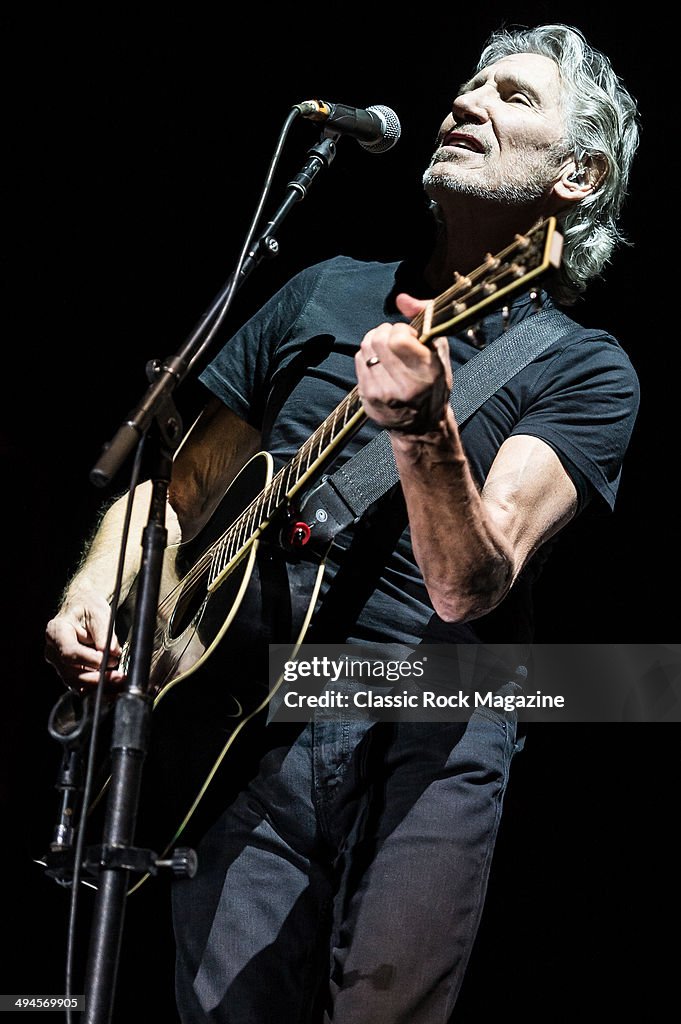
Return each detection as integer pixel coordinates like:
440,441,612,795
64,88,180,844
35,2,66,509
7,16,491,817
168,567,210,640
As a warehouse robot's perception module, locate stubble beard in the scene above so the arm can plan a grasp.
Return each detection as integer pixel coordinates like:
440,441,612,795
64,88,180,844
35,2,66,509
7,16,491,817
423,144,564,205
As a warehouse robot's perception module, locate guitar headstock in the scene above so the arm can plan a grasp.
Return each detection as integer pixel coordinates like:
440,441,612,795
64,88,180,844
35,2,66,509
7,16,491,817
416,217,563,344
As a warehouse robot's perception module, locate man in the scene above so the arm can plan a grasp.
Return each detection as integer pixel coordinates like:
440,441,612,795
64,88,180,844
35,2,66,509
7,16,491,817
45,23,640,1024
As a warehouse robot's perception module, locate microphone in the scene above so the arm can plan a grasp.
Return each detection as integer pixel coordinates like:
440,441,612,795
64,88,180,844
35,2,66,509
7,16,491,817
294,99,401,154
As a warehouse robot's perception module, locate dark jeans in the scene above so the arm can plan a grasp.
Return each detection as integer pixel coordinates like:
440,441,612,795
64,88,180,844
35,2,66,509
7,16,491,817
172,705,522,1023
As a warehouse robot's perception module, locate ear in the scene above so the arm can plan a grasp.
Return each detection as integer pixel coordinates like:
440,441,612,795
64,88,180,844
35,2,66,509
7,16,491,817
552,154,608,207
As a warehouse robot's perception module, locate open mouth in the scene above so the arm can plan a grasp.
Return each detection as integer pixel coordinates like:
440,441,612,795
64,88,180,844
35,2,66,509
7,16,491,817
442,131,485,153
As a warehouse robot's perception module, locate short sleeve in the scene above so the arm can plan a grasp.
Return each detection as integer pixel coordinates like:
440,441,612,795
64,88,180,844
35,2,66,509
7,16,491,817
199,264,324,429
510,332,640,512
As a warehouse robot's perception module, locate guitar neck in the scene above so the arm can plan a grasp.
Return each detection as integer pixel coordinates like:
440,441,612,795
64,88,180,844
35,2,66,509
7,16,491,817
261,217,562,508
207,217,563,572
210,387,367,576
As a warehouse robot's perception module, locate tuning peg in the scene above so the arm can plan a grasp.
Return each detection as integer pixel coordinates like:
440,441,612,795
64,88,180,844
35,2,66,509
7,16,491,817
452,271,472,288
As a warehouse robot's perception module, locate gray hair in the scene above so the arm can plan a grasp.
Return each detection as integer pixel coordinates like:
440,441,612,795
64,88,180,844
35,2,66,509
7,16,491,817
477,23,640,305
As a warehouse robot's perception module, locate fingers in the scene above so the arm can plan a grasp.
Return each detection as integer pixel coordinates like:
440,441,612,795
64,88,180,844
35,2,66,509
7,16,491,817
360,333,431,385
45,605,124,691
358,321,425,366
355,320,452,433
46,655,126,693
67,667,127,694
395,292,431,318
81,601,122,657
432,335,454,391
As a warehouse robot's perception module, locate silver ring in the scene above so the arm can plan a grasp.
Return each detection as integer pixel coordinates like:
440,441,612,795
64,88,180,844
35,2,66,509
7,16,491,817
366,356,380,367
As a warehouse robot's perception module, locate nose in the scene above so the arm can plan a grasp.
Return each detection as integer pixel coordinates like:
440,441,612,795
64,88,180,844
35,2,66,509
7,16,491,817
451,87,490,126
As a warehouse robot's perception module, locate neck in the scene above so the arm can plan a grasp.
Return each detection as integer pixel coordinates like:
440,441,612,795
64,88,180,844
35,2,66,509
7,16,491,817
423,194,552,293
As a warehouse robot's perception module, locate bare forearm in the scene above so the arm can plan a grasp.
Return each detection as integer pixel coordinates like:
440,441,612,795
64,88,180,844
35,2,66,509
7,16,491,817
391,407,513,621
60,404,259,610
46,479,181,686
61,481,180,609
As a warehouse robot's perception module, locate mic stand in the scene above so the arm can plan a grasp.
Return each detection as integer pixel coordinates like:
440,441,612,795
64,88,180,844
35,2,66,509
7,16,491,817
74,132,339,1024
82,398,183,1024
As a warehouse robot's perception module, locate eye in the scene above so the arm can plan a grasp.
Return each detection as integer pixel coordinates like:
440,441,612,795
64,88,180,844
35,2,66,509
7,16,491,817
508,93,531,106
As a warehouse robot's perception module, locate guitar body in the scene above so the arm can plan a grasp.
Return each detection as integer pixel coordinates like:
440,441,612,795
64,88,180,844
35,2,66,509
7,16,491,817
120,451,327,695
95,452,329,868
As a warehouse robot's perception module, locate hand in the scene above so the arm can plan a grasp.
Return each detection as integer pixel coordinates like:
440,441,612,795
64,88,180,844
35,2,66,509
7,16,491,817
355,293,453,434
45,585,125,693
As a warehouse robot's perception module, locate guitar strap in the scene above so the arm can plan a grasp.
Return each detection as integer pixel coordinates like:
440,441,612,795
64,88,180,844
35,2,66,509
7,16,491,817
299,305,577,544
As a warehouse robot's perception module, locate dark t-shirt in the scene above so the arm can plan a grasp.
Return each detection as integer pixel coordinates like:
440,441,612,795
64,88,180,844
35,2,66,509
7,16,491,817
199,255,639,644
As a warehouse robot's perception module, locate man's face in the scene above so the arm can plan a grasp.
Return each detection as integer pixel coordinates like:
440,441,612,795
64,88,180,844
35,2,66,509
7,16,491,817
423,52,569,205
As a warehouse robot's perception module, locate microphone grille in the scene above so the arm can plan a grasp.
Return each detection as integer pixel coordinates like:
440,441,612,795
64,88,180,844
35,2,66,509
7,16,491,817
361,105,401,154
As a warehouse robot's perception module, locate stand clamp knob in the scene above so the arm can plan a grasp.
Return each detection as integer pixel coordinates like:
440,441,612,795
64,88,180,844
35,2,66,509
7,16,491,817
156,847,198,879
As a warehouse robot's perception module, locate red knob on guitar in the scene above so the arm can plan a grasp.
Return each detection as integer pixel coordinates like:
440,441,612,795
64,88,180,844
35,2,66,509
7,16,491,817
287,521,312,547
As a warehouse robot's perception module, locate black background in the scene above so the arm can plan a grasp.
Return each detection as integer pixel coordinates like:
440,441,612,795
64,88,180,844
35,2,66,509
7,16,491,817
3,4,677,1021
